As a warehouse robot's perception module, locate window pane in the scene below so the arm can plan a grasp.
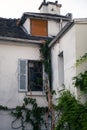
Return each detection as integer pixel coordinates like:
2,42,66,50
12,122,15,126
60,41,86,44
29,67,34,81
28,61,43,91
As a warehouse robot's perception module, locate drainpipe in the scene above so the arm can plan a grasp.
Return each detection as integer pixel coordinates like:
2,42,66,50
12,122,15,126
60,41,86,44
59,18,63,30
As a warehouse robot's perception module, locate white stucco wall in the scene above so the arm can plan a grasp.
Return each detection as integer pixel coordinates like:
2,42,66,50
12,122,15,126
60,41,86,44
51,42,60,94
51,25,77,100
61,26,77,94
0,41,47,108
23,18,30,34
51,22,87,103
40,4,61,15
75,23,87,74
75,23,87,103
0,41,47,130
48,20,60,36
39,5,48,14
47,4,60,15
48,20,68,36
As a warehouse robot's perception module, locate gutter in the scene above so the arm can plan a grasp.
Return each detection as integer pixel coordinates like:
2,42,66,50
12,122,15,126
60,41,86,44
19,13,71,25
74,18,87,23
0,36,43,45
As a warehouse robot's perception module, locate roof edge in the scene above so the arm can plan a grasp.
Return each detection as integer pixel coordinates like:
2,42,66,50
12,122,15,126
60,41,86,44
0,36,43,44
48,21,74,48
74,18,87,23
19,12,70,25
49,18,87,48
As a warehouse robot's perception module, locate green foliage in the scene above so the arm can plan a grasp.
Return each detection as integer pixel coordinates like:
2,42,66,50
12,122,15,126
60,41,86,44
12,106,23,118
73,71,87,92
76,53,87,66
40,40,51,80
55,91,87,130
0,105,8,110
40,40,50,60
11,97,47,130
55,53,87,130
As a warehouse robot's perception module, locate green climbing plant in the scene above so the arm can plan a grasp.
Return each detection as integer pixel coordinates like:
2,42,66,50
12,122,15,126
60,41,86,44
76,53,87,66
0,98,48,130
40,40,51,85
11,97,48,130
40,40,56,130
0,105,8,110
73,71,87,92
55,91,87,130
73,53,87,92
55,53,87,130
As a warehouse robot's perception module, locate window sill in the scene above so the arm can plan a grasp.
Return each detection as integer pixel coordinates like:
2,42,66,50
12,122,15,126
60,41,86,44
57,84,65,92
25,91,46,97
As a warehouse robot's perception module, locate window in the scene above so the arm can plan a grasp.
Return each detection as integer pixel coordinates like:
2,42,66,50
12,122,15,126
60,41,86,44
30,19,48,36
18,60,43,92
58,52,64,87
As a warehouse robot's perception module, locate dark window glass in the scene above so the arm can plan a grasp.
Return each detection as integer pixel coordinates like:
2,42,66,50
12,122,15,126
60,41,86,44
28,61,43,91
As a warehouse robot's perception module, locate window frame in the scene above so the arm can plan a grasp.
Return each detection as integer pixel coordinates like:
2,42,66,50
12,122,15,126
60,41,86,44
18,59,43,93
28,60,43,92
58,52,64,88
30,19,48,37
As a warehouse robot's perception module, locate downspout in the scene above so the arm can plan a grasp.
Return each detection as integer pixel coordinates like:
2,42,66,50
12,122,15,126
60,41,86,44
59,18,63,30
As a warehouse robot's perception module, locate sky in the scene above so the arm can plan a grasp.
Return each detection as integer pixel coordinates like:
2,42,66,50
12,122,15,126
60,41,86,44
0,0,87,19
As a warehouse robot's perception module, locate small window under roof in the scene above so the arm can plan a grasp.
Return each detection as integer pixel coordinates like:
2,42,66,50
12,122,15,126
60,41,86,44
30,19,48,37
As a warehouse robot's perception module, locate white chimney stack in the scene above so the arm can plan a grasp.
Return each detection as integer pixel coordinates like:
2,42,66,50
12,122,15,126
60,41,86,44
39,1,62,15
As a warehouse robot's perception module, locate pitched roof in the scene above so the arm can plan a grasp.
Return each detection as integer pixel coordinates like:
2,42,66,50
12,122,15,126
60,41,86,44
19,12,71,25
0,17,28,39
0,17,53,42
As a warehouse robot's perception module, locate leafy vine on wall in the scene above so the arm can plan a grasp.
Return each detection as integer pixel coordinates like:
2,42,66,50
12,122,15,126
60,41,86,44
73,71,87,92
73,53,87,92
40,40,56,130
55,91,87,130
55,52,87,130
0,97,48,130
40,40,51,86
76,53,87,66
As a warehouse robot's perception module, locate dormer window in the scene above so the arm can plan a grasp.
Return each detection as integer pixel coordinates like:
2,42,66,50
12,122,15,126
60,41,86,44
30,19,48,36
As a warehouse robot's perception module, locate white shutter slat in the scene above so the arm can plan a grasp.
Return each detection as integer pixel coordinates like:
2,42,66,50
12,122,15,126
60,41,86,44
18,59,28,92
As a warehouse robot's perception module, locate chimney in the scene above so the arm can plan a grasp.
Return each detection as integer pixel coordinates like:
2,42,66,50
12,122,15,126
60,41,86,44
39,0,62,15
43,0,46,3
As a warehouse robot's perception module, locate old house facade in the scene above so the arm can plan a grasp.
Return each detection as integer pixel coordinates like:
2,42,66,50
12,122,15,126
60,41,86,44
0,0,71,108
0,1,71,129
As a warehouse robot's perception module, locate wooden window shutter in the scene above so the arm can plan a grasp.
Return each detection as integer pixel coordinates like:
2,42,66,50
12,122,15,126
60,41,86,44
18,59,28,92
31,19,48,36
